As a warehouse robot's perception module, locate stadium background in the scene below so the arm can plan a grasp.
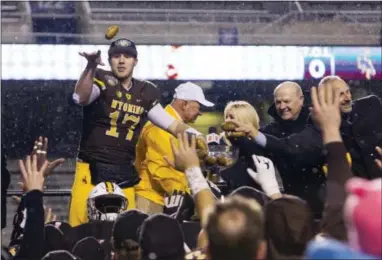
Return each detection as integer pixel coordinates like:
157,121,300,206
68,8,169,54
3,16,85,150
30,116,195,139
1,1,381,244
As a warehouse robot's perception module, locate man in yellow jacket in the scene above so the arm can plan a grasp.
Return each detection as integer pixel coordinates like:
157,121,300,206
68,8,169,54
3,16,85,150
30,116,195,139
135,82,214,214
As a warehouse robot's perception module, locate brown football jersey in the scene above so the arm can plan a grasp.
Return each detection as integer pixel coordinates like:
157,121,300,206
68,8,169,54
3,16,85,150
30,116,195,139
78,68,160,165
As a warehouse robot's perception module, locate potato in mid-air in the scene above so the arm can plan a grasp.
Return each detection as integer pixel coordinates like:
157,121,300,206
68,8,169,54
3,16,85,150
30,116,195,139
105,25,119,40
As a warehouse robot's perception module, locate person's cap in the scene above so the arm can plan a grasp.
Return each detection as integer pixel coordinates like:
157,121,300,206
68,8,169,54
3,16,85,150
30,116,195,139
99,240,113,260
46,221,75,250
72,221,114,246
230,186,270,206
41,250,80,260
173,82,214,107
72,236,105,260
46,221,72,236
139,214,185,260
112,209,148,249
108,38,137,58
44,225,65,255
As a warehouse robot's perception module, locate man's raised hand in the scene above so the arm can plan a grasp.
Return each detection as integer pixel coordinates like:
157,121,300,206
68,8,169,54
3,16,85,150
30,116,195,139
18,155,47,192
310,83,341,132
310,84,342,144
166,133,200,172
32,136,65,178
79,50,104,66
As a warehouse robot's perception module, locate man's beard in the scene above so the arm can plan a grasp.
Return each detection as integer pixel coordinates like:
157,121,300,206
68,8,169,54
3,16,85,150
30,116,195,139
341,102,352,113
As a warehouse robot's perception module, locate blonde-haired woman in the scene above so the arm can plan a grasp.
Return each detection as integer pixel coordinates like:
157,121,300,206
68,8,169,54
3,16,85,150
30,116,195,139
222,101,260,144
220,100,283,195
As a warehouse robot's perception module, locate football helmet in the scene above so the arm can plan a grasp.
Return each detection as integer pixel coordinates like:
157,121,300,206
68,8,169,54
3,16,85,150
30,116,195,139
87,182,128,222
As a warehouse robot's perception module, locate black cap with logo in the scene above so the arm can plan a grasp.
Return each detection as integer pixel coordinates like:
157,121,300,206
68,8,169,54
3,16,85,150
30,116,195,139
108,38,138,58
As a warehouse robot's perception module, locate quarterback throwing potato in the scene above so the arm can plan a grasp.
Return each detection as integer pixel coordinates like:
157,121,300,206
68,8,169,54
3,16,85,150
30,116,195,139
70,36,206,226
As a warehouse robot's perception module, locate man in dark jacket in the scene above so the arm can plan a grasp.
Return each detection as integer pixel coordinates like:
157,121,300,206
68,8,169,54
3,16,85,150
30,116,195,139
249,76,382,181
260,82,326,217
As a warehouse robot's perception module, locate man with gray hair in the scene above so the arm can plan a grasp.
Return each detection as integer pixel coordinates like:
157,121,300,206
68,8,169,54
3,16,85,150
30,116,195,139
135,82,214,214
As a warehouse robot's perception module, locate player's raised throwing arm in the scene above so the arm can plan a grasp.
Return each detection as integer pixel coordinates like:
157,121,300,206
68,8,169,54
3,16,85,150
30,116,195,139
73,50,105,105
147,103,203,137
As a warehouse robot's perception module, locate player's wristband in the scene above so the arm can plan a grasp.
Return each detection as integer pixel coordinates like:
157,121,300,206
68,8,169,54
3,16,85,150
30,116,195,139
185,167,210,196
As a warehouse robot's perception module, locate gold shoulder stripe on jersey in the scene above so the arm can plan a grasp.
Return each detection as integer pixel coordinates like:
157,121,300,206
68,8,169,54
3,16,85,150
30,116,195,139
93,78,106,90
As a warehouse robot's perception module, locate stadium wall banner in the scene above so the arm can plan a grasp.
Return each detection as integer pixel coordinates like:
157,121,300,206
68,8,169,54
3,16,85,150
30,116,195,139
2,45,381,80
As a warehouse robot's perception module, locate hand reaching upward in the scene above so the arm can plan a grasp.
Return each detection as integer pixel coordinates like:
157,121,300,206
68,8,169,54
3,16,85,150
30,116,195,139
310,83,342,143
32,136,65,178
79,50,105,66
165,133,200,172
18,155,48,192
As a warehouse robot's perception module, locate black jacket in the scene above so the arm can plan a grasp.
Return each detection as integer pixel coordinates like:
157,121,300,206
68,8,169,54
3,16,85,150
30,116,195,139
263,95,382,180
339,95,382,179
261,106,326,217
220,137,264,192
220,136,284,194
261,104,311,138
10,190,45,260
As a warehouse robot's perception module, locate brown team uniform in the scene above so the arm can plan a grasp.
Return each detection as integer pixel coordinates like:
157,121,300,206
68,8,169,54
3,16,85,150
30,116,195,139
69,68,160,226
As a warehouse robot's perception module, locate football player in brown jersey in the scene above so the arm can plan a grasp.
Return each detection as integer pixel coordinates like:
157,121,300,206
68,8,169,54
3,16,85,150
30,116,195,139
69,38,206,226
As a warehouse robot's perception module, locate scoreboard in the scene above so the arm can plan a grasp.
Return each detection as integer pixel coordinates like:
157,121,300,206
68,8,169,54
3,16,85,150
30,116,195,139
303,46,380,80
2,44,381,80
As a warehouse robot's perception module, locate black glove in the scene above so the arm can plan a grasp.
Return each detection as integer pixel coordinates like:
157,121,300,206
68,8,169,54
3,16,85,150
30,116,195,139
174,193,195,222
163,190,195,222
163,190,185,216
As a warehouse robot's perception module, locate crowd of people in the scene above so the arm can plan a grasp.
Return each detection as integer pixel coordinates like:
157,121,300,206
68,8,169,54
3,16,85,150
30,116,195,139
1,38,381,260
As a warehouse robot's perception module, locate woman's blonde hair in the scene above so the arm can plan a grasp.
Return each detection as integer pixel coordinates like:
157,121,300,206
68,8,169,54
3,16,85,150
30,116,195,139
224,101,260,130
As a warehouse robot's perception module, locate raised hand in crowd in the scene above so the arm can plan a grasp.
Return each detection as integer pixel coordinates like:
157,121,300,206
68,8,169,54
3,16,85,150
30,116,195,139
247,155,282,199
310,84,342,143
165,134,200,172
18,155,47,192
79,50,105,66
32,136,65,178
11,154,48,260
168,133,215,231
375,146,382,170
311,79,355,242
